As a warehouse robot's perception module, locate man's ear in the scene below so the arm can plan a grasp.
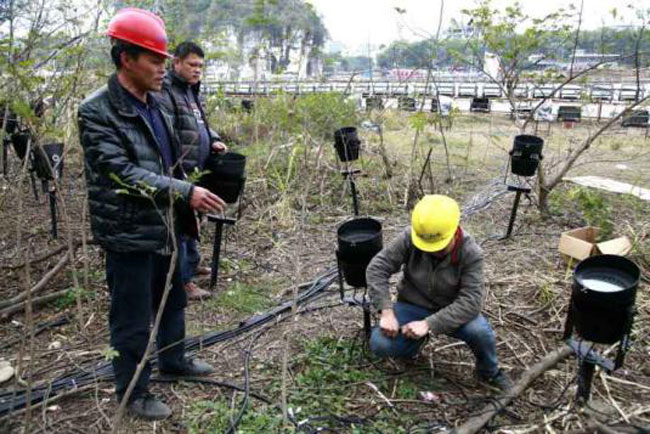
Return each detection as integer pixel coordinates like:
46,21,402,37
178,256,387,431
120,51,133,69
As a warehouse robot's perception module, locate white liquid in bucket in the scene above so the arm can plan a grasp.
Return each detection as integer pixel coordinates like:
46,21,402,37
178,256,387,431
581,278,624,293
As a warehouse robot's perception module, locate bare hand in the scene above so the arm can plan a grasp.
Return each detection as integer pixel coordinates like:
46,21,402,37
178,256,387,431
379,309,399,338
402,321,429,339
211,141,228,153
190,186,226,214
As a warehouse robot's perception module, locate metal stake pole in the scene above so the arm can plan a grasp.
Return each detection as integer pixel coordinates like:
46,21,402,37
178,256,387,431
29,171,39,201
577,360,596,402
503,185,531,239
342,169,361,217
49,187,58,239
350,176,359,216
207,215,236,289
505,190,523,239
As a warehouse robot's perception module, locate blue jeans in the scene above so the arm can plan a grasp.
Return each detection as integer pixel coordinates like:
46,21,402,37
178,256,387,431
179,235,200,284
369,302,499,378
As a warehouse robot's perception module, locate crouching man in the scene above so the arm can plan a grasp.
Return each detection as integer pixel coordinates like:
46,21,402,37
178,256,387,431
78,8,226,420
366,195,512,392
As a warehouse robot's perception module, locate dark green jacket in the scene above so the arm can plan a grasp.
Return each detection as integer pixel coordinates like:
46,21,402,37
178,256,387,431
158,70,220,173
78,74,194,253
366,227,485,335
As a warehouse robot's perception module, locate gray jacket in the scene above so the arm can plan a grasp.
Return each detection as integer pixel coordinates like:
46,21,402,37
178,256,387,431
366,227,485,335
158,71,221,173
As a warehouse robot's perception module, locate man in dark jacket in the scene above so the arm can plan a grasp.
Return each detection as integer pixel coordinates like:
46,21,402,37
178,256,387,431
78,8,226,420
158,41,227,299
366,195,512,391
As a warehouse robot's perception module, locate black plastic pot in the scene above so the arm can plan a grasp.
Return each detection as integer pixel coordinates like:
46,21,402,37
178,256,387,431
333,127,360,162
570,255,639,344
241,100,254,113
557,105,581,122
199,152,247,203
33,143,64,180
337,217,383,288
510,134,544,177
11,131,31,160
398,96,416,112
470,97,490,112
0,110,18,135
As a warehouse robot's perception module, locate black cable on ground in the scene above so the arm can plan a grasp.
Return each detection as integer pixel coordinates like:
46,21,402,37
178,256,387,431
0,267,338,417
225,329,265,434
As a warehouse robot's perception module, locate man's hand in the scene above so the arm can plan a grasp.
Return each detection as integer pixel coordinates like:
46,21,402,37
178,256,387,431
379,309,400,338
211,141,228,153
190,186,226,214
402,320,429,339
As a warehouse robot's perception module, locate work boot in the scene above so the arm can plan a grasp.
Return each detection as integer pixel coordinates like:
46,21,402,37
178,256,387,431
161,358,216,377
479,369,514,393
127,393,172,421
184,282,211,300
196,266,212,276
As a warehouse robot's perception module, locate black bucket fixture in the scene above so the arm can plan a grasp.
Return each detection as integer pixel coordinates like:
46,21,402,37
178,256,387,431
200,152,247,290
0,109,18,135
333,127,360,162
11,131,30,160
563,254,640,401
33,142,64,181
502,135,544,239
510,134,544,177
199,152,246,204
241,100,254,113
566,255,639,345
336,217,383,288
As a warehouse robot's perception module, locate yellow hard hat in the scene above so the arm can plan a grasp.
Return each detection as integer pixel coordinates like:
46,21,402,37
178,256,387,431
411,195,460,252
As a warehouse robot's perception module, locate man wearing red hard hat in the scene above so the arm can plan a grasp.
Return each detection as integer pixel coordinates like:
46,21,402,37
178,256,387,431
78,8,226,420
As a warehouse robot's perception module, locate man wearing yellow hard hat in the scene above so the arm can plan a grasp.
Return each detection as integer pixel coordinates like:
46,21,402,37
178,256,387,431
366,195,512,391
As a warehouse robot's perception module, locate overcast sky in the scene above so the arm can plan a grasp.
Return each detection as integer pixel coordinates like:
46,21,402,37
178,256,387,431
306,0,641,54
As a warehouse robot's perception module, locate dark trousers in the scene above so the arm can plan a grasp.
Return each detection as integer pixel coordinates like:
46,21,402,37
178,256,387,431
105,250,188,401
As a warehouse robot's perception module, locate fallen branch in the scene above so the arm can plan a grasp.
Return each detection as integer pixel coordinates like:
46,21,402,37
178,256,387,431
0,289,70,319
1,239,95,270
0,253,70,310
455,345,573,434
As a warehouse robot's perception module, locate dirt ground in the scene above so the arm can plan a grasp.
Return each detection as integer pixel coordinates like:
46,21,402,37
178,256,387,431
0,111,649,433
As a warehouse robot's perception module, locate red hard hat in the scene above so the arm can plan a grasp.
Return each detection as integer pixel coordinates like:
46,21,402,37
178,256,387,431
107,8,171,58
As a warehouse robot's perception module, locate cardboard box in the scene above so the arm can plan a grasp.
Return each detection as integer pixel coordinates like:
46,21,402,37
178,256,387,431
558,226,632,262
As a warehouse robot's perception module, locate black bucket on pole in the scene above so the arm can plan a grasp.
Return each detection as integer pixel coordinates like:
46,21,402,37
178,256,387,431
569,255,639,344
333,127,360,162
510,134,544,177
199,152,247,204
11,131,31,160
33,143,64,180
336,217,383,288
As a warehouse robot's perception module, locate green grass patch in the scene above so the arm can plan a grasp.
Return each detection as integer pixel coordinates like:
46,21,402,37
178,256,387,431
210,282,272,314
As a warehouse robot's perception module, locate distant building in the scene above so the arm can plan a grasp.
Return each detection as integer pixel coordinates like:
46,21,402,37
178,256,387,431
527,50,620,71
